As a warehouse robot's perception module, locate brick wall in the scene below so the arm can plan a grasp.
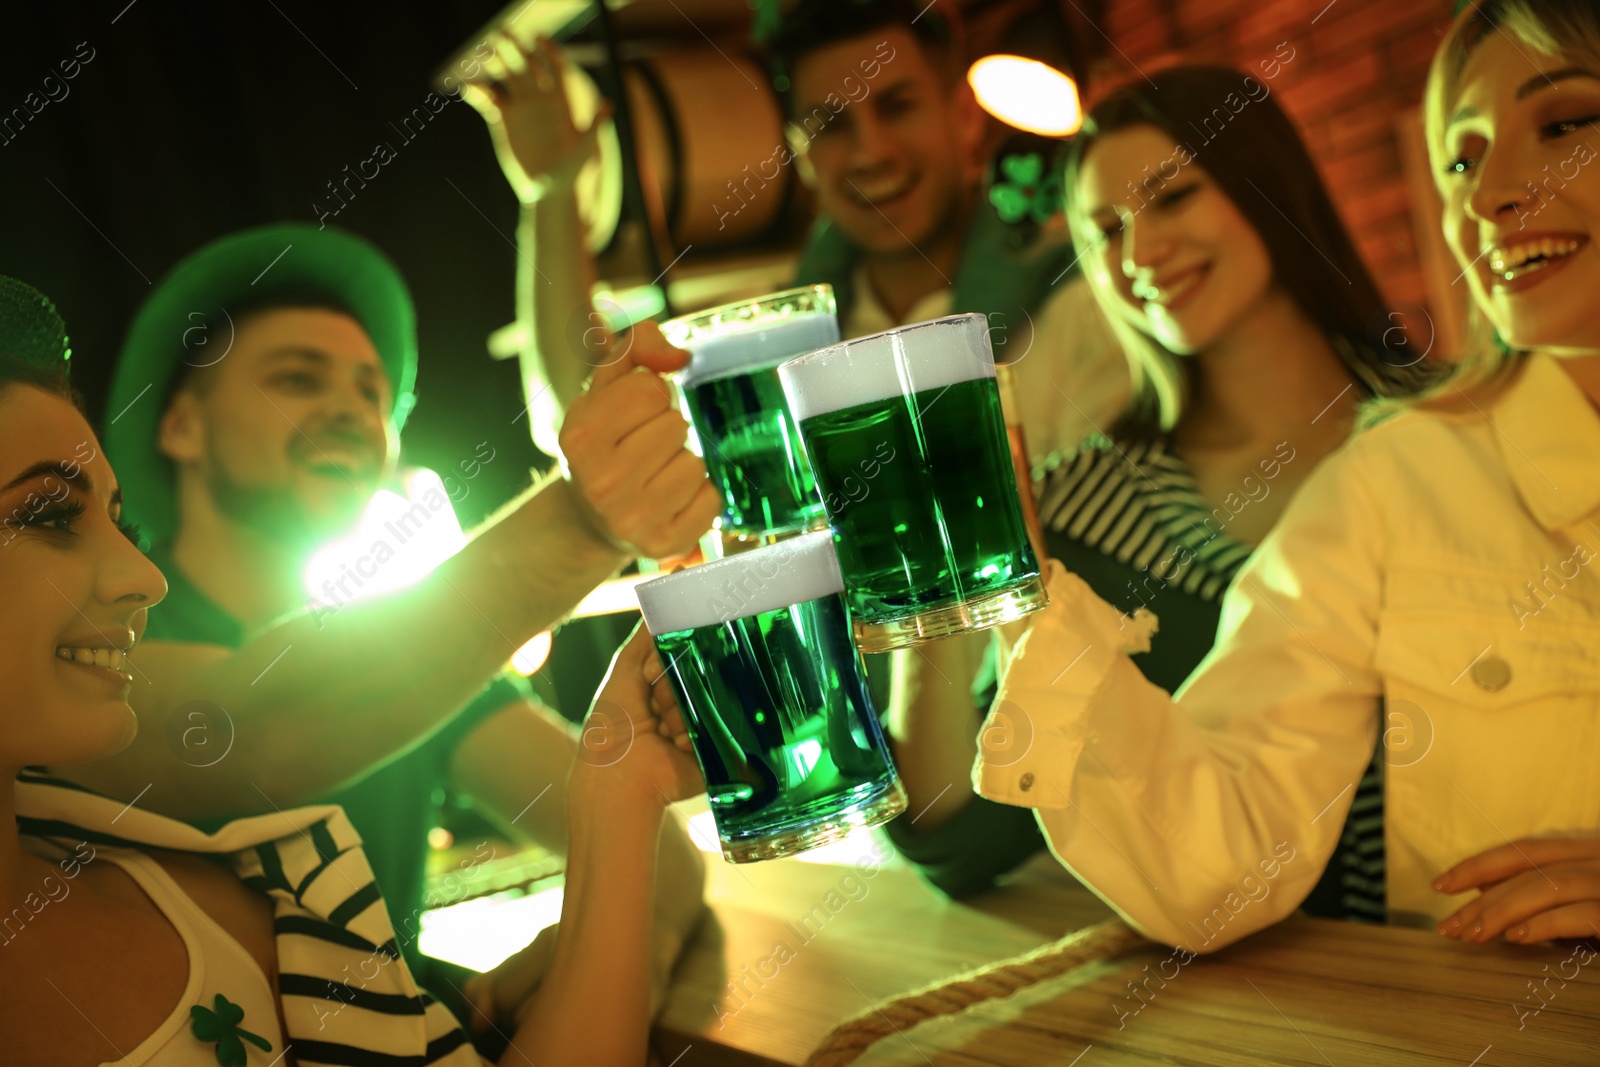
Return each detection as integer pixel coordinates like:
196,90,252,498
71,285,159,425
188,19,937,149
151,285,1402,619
1090,0,1457,341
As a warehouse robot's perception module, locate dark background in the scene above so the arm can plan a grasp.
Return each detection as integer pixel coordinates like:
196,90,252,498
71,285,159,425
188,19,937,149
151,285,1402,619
2,1,541,522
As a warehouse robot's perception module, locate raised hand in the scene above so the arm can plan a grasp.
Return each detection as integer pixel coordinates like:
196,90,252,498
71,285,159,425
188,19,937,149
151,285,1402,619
576,621,705,807
462,32,612,204
558,321,720,561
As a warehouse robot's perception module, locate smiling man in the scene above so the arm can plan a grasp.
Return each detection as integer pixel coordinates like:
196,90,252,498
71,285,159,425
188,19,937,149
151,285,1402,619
79,223,715,1031
483,0,1127,471
470,1,1134,913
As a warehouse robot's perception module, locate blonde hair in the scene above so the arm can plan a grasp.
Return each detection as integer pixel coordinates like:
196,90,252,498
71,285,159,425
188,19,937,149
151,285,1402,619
1369,0,1600,423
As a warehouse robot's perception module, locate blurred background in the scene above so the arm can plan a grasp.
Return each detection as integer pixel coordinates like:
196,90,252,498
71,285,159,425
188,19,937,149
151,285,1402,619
0,0,1459,968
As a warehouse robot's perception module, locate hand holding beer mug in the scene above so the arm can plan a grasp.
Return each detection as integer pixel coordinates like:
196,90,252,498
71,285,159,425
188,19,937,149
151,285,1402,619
634,531,906,862
560,321,722,561
661,286,839,538
778,314,1048,651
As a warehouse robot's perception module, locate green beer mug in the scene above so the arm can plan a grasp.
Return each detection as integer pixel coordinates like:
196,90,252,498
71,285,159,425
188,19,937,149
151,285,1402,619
634,531,906,862
777,313,1048,652
661,285,839,538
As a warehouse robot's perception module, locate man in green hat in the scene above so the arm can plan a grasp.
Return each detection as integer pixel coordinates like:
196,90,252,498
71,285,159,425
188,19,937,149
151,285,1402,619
68,222,718,1026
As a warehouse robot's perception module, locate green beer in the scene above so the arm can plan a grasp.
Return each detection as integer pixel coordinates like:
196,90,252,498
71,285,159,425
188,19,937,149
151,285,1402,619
683,366,828,535
778,314,1046,651
664,286,838,537
635,532,905,862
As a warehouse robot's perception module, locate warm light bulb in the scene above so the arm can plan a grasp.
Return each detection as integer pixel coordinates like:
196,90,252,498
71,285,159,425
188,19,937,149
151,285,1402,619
967,55,1083,137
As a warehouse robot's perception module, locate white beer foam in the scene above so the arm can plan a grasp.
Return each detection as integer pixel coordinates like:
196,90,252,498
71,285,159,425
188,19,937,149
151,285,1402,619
663,285,840,387
778,313,995,423
674,312,840,387
635,530,844,634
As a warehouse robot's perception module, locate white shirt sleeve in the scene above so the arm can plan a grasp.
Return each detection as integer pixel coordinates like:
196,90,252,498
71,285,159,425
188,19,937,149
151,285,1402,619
974,438,1386,951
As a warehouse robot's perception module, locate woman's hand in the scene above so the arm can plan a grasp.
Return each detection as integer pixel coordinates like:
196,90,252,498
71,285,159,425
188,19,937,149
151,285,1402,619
462,32,611,204
463,626,703,1046
490,623,702,1066
1435,836,1600,944
572,621,704,808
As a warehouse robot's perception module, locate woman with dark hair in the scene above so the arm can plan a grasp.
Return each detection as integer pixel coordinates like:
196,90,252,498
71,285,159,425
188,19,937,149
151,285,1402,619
0,279,702,1066
886,65,1435,916
924,0,1600,952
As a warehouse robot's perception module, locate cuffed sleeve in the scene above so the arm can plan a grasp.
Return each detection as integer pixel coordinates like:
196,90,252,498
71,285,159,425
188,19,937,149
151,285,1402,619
974,562,1157,808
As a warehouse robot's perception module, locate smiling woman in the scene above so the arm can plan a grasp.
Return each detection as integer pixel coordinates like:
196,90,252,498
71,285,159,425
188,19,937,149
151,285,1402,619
1063,65,1435,439
0,290,157,765
884,66,1435,913
0,278,487,1065
1416,0,1600,393
944,0,1600,956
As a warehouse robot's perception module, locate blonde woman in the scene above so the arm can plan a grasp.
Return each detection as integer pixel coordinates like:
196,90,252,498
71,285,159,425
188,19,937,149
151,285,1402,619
965,0,1600,950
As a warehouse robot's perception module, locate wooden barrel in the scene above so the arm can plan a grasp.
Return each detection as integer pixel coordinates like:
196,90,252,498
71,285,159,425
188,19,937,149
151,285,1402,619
621,50,792,249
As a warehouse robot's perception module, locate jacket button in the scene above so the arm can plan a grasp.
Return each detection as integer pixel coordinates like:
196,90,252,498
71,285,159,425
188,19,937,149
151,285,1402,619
1019,772,1035,792
1472,655,1512,691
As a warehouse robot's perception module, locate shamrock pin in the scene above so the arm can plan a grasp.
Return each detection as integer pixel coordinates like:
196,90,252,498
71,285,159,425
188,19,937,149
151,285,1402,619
190,994,273,1067
989,152,1066,226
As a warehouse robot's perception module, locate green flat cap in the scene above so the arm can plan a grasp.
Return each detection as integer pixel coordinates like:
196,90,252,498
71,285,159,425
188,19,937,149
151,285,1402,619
106,224,417,549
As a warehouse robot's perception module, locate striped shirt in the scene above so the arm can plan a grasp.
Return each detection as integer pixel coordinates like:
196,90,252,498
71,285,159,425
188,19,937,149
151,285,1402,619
15,769,484,1066
1036,437,1386,922
1037,436,1257,601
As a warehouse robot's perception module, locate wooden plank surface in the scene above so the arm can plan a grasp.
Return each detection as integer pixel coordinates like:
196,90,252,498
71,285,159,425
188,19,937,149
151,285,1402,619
652,830,1600,1066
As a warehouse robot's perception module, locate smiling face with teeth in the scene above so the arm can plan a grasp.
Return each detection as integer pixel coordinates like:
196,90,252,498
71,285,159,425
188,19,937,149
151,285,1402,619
1434,31,1600,354
0,382,167,771
1074,125,1276,357
158,307,395,551
789,26,985,259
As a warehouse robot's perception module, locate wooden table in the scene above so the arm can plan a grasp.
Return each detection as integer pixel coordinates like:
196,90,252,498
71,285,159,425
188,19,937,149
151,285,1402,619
652,832,1600,1066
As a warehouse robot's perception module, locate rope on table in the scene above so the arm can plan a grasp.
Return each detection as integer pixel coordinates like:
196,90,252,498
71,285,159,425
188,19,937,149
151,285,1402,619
803,919,1148,1067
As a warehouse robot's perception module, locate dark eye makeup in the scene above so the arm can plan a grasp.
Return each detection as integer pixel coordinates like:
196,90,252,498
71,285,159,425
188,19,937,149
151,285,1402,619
16,499,142,545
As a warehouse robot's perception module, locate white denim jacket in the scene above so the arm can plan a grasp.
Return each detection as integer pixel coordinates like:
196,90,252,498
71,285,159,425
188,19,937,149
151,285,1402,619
975,353,1600,951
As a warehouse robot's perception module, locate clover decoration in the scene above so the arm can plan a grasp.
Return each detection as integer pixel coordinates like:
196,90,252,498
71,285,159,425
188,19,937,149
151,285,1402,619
190,994,273,1067
990,152,1066,227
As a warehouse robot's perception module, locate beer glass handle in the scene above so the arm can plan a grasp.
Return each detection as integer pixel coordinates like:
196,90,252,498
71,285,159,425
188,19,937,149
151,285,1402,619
995,363,1049,569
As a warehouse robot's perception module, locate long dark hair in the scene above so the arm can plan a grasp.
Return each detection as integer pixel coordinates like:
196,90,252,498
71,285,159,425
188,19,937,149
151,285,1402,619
1064,65,1436,440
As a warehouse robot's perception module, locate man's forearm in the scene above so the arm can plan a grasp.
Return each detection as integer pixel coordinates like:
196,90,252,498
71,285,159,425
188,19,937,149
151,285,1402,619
887,634,989,831
519,193,600,457
82,474,627,818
